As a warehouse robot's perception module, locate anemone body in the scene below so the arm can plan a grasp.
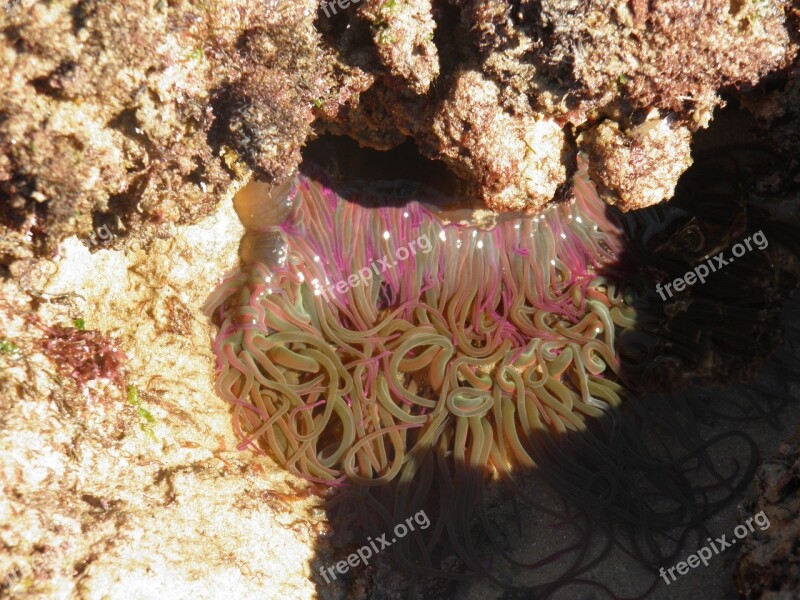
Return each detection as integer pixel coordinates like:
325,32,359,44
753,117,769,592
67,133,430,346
204,161,636,487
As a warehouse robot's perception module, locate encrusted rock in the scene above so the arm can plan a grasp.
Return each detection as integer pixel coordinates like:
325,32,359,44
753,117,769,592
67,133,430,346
580,115,693,210
2,0,798,264
432,70,567,212
0,199,324,599
735,426,800,599
358,0,439,95
0,0,322,264
319,0,797,211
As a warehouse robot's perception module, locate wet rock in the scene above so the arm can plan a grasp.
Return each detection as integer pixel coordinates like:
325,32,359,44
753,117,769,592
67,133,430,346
358,0,439,95
2,0,798,264
0,0,322,264
579,114,693,210
735,426,800,599
319,0,797,211
431,70,568,212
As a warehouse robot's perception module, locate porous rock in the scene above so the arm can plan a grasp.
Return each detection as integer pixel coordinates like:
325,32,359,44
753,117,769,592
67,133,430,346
735,426,800,599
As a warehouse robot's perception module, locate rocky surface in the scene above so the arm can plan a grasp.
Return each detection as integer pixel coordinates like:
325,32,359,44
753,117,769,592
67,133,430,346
0,0,324,265
735,426,800,599
321,0,798,210
579,113,693,210
430,69,568,212
2,0,798,269
739,52,800,197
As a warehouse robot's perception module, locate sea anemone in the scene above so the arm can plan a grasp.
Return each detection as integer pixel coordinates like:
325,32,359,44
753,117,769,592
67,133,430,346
204,158,634,486
204,150,793,594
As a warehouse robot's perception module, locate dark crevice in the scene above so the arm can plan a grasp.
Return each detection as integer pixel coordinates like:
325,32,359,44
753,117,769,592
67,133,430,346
29,60,77,100
70,0,95,34
0,175,36,231
301,134,477,209
108,108,155,157
208,84,256,178
94,175,148,242
30,75,60,98
186,163,207,188
29,196,50,256
430,0,463,80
